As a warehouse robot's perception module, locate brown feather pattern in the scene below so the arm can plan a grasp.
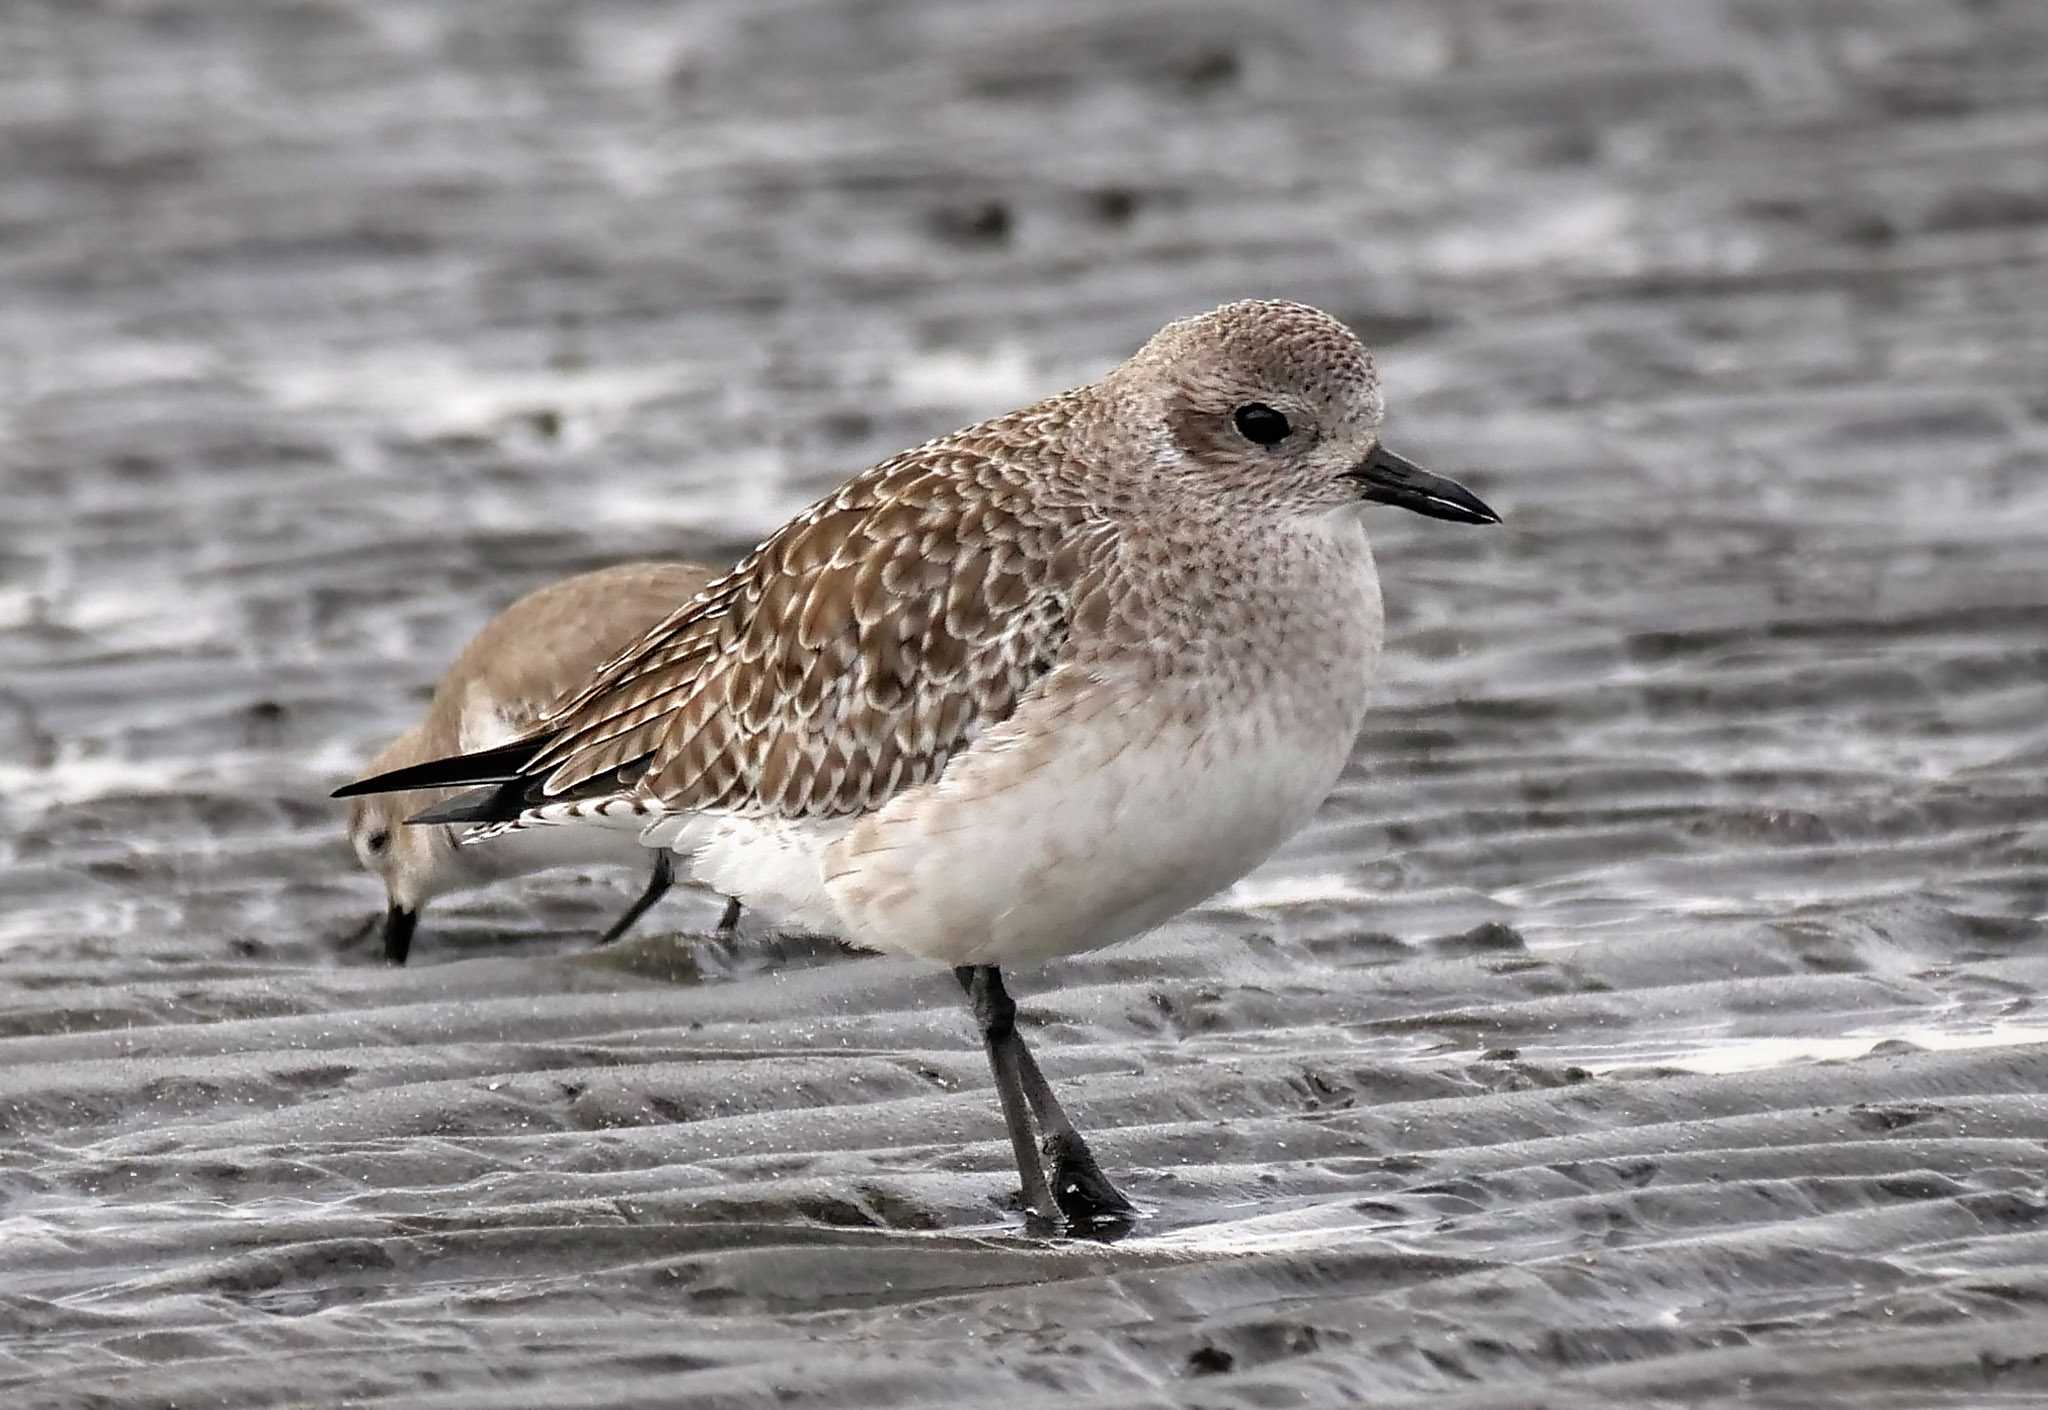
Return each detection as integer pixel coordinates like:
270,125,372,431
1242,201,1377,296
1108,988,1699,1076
519,395,1108,820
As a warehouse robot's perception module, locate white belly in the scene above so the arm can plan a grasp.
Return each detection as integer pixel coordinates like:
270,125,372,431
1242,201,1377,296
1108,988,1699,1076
824,672,1366,964
653,812,854,935
458,822,652,885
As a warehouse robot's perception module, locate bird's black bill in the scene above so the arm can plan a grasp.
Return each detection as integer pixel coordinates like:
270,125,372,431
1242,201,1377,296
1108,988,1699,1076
382,904,419,966
1346,445,1501,525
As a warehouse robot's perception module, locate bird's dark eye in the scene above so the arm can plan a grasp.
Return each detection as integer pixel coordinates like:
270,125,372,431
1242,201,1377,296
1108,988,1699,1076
1232,403,1291,446
366,829,390,854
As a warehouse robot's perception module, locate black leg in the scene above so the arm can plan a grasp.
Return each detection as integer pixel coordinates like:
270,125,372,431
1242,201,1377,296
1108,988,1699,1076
955,966,1135,1231
955,965,1058,1223
597,852,674,946
715,894,742,934
382,904,419,966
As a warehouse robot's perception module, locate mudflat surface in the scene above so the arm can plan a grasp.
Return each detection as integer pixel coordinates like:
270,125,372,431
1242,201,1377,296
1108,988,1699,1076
4,3,2048,1406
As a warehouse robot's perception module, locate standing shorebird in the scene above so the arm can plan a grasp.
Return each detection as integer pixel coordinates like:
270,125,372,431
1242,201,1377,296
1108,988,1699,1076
345,562,741,965
335,300,1500,1228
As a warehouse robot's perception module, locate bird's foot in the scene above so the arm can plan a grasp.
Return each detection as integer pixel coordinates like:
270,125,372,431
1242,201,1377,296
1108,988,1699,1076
1043,1131,1139,1235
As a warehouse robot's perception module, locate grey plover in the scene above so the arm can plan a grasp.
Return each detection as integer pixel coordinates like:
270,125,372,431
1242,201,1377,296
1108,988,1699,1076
345,561,741,965
336,300,1499,1227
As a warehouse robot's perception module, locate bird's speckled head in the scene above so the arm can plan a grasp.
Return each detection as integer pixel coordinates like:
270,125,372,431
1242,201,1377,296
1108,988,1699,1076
1088,299,1498,527
1095,300,1383,515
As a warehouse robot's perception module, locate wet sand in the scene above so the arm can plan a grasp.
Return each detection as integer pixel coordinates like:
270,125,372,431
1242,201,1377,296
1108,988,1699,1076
4,2,2048,1406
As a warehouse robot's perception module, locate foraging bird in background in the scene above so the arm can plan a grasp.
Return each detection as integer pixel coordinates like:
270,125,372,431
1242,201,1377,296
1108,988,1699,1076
336,300,1500,1227
344,562,741,965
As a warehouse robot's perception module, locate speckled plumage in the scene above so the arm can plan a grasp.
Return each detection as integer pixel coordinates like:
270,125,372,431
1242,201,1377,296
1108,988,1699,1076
518,411,1103,819
414,300,1491,956
336,299,1500,1226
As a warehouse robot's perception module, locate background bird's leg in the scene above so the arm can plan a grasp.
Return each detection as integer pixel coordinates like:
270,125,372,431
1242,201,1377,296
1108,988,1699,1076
596,852,674,945
956,964,1058,1223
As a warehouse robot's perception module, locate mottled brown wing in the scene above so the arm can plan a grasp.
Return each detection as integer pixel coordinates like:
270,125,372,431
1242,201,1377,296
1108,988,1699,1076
523,444,1103,819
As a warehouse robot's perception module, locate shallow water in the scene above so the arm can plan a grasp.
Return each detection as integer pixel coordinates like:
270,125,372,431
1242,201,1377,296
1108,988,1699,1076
4,2,2048,1406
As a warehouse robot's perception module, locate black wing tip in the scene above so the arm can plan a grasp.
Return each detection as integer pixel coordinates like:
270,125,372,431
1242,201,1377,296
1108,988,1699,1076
333,774,396,799
330,738,543,800
406,783,522,826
